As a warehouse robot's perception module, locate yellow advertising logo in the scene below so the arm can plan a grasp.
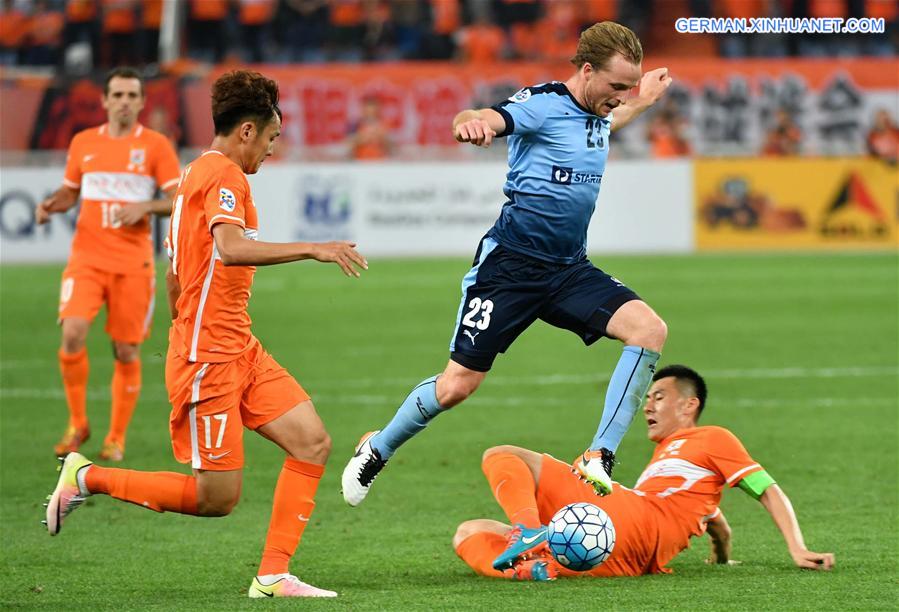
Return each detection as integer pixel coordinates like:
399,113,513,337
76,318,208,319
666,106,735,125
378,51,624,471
695,159,897,250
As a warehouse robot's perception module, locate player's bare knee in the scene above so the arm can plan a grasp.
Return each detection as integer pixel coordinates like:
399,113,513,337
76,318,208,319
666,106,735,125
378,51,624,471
113,342,140,363
440,375,479,407
60,322,88,353
305,430,332,464
482,445,520,465
626,315,668,352
197,494,239,517
453,521,478,550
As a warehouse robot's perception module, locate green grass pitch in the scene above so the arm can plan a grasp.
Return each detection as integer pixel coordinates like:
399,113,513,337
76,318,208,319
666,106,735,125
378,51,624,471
1,252,896,610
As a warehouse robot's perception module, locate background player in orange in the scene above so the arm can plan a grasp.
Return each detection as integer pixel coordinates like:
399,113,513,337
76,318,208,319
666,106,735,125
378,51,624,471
454,365,835,580
44,70,367,599
36,67,181,462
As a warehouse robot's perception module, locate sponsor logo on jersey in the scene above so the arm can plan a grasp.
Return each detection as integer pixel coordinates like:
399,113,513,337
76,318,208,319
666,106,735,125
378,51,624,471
509,88,531,103
129,149,146,166
550,166,602,185
219,188,236,212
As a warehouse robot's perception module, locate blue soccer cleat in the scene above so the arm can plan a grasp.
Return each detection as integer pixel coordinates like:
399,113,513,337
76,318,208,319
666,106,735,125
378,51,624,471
492,524,549,570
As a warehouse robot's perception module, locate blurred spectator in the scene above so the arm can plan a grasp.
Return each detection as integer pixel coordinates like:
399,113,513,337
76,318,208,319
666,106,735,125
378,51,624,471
280,0,329,62
140,0,162,64
390,0,424,60
498,0,542,60
146,104,179,144
532,0,580,62
421,0,459,59
0,0,29,66
580,0,617,33
360,0,395,61
715,0,787,57
647,99,691,158
101,0,137,67
347,96,393,160
866,109,899,165
25,0,65,66
64,0,101,69
328,0,366,61
239,0,276,63
456,11,506,62
761,110,802,156
188,0,228,63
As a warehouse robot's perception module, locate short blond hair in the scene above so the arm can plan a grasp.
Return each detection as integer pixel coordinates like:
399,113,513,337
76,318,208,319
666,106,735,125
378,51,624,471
571,22,643,70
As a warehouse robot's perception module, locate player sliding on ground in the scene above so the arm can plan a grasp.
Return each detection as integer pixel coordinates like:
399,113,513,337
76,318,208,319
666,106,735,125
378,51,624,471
344,21,672,505
36,67,181,462
453,365,835,580
44,70,367,599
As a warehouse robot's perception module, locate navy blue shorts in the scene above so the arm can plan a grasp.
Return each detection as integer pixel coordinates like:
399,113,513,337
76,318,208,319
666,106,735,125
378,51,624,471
449,237,640,372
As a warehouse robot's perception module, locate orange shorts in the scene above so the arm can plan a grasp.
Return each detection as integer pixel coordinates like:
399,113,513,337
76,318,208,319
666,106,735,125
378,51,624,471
166,338,309,471
536,454,662,577
58,263,155,344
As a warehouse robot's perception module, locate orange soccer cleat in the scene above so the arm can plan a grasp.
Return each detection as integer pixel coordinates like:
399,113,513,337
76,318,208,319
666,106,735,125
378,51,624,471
53,425,90,457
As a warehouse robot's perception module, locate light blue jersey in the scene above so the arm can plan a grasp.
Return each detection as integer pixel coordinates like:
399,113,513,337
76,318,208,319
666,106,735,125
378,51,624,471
489,82,611,264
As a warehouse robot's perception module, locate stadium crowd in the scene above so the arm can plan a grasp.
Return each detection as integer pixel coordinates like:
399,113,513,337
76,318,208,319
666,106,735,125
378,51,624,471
1,0,897,69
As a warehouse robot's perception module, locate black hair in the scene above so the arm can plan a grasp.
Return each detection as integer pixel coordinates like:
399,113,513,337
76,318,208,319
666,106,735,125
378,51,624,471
104,67,144,96
652,364,707,416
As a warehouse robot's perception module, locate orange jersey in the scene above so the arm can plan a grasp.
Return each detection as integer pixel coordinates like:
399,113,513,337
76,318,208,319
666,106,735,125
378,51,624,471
167,151,258,363
63,123,180,276
633,426,764,568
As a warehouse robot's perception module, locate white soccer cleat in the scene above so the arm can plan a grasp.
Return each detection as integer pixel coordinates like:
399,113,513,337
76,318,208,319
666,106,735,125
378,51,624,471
45,452,92,535
573,448,615,496
341,430,387,507
248,574,337,598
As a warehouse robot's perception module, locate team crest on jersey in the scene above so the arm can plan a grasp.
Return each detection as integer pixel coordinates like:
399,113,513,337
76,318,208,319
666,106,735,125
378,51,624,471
508,88,531,103
219,188,237,212
129,148,146,166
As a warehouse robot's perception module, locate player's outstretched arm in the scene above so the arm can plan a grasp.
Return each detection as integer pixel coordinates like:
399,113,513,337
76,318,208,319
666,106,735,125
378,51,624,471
610,68,673,133
759,484,835,570
452,108,506,147
212,223,368,277
116,186,179,226
704,511,740,565
35,186,79,224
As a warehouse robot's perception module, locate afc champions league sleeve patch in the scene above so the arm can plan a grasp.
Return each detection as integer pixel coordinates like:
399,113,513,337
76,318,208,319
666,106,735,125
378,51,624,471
219,188,237,212
508,88,531,103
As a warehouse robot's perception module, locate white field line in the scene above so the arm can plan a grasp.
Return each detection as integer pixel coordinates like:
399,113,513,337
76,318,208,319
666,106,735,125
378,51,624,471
0,362,899,403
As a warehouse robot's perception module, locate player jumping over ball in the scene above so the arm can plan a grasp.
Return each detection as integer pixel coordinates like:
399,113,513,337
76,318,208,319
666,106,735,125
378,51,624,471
344,22,671,505
453,365,835,580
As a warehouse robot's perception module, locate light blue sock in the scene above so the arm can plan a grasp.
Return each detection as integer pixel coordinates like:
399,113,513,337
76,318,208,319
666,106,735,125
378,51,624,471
591,346,661,452
370,375,444,460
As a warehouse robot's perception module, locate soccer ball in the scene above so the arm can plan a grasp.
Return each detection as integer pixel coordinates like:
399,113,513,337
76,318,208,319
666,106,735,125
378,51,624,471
547,502,616,571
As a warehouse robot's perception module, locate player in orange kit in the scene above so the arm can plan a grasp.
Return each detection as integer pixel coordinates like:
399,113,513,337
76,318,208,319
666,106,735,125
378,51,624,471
454,365,835,580
44,70,367,598
36,67,181,462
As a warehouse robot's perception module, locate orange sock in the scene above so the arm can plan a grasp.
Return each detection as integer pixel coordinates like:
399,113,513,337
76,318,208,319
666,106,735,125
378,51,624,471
107,359,141,447
455,532,509,578
85,465,198,514
58,348,89,429
257,457,324,576
482,452,541,528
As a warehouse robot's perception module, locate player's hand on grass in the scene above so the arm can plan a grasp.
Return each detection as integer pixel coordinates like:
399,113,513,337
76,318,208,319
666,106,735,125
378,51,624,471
790,547,834,571
312,241,368,277
454,118,495,148
115,201,151,226
705,557,741,566
637,67,673,105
